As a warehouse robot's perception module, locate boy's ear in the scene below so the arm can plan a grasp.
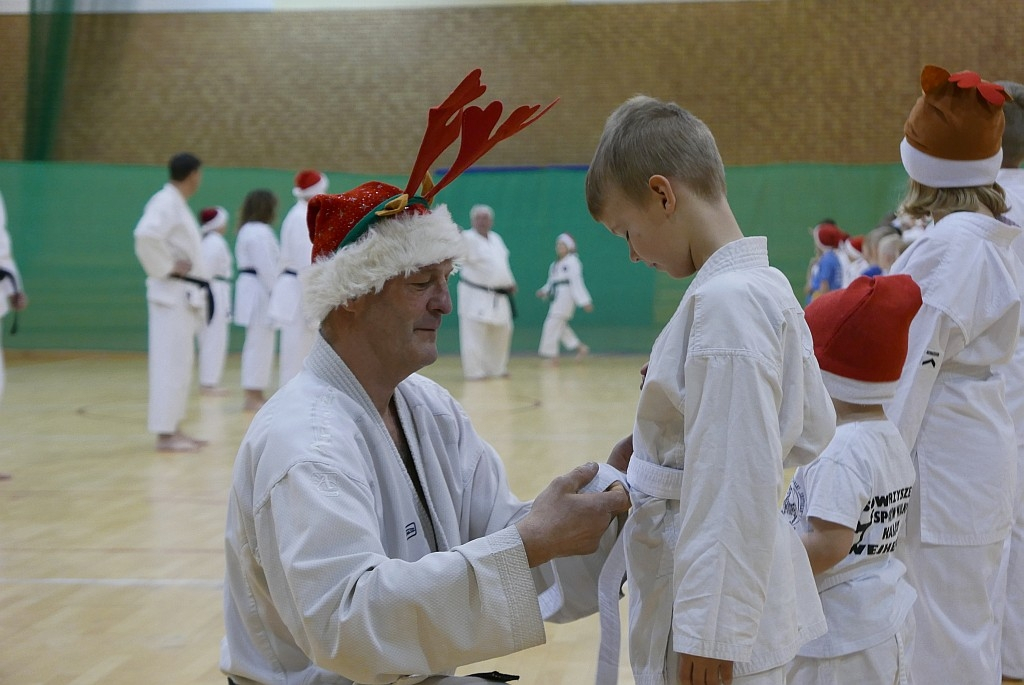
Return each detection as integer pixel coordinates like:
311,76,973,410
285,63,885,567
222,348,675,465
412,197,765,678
647,175,677,214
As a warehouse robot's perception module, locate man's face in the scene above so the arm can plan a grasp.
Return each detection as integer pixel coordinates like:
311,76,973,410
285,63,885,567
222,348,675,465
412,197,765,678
472,212,493,235
356,261,454,376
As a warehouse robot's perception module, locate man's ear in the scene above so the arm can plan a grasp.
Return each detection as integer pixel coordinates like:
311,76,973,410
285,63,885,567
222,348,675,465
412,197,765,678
648,175,677,214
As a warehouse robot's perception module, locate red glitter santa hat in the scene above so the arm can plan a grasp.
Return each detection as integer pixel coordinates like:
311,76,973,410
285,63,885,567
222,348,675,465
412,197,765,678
900,65,1011,188
293,169,328,199
303,68,557,323
805,274,922,404
199,206,228,234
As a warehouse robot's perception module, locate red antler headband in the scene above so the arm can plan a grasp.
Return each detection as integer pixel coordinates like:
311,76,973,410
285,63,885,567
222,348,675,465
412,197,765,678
330,68,559,253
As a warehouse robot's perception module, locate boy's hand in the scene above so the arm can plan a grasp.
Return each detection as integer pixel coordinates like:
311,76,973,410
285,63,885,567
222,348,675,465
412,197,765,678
606,433,633,473
678,653,733,684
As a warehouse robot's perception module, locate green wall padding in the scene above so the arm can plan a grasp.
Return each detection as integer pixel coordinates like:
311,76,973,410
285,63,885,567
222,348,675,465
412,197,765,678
0,161,909,355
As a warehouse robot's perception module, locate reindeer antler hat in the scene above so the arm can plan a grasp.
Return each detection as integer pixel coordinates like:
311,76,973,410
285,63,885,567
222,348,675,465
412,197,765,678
302,69,557,322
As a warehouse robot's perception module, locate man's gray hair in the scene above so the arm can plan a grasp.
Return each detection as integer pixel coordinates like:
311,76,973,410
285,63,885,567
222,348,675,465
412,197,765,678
470,204,494,221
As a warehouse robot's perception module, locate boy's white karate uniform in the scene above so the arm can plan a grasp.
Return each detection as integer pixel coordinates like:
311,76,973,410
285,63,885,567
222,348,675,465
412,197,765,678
538,252,591,358
268,199,317,387
457,229,515,379
234,221,279,392
624,237,835,684
998,166,1024,679
783,419,917,684
886,211,1022,685
133,183,207,434
198,229,233,388
0,191,22,401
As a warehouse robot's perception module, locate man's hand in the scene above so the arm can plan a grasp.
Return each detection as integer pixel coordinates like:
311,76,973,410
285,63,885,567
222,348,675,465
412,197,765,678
516,462,631,568
679,653,733,685
170,258,192,276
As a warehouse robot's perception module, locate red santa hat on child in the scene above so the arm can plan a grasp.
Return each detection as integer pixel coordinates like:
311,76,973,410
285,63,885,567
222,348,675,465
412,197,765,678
302,69,557,323
293,169,329,199
900,65,1011,188
556,232,576,250
812,221,847,250
199,206,228,234
805,274,923,404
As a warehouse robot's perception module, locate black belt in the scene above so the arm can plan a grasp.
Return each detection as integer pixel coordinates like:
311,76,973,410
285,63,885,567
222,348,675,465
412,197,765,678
460,277,517,319
282,269,297,277
170,274,214,324
0,267,20,334
238,268,257,275
214,276,231,282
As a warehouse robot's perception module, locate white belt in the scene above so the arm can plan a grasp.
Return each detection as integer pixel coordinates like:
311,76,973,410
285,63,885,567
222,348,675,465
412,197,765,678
595,458,684,684
627,457,683,500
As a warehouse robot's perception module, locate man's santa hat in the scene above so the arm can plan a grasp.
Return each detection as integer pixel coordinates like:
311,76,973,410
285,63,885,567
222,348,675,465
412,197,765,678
302,69,557,323
293,169,329,199
805,274,922,404
199,206,228,234
901,65,1011,188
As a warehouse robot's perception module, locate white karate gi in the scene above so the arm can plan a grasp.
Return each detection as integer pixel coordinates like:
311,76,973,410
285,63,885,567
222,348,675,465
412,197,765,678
234,221,279,392
783,419,917,684
886,211,1022,685
838,241,869,288
0,190,23,402
221,335,625,685
133,183,207,434
457,229,515,379
268,200,317,387
538,253,592,358
198,230,233,388
623,237,835,684
998,167,1024,679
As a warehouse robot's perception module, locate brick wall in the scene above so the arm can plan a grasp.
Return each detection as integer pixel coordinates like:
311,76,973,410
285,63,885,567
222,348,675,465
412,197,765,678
3,1,1023,171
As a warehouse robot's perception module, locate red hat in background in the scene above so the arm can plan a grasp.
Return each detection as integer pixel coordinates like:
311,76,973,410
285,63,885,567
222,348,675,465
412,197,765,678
293,169,329,199
901,65,1010,188
849,235,864,253
198,206,228,234
805,274,923,403
302,68,558,323
813,221,848,249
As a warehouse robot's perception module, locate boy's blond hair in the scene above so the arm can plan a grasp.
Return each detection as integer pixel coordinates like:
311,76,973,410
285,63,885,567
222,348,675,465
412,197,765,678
898,180,1009,220
585,96,726,219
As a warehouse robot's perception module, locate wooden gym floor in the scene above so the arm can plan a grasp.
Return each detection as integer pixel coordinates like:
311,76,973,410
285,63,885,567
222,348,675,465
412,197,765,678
0,349,646,684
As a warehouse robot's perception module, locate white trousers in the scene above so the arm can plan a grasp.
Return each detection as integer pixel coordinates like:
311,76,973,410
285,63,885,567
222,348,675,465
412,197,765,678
787,613,915,685
197,315,230,387
240,317,276,392
898,485,1006,685
278,320,316,387
538,314,581,358
1001,446,1024,679
147,299,199,434
459,317,512,380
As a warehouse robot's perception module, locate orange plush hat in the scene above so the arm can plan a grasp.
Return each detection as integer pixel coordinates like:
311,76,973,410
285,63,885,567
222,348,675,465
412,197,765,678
302,69,557,323
901,65,1011,188
805,274,923,403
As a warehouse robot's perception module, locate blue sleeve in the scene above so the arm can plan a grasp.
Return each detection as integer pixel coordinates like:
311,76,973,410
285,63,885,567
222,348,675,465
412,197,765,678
819,251,842,290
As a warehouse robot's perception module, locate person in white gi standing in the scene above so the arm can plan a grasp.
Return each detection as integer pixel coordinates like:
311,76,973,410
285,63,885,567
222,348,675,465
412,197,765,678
584,96,835,685
0,188,28,405
457,204,516,380
995,79,1024,683
233,189,279,412
783,275,921,685
885,66,1021,685
268,169,327,388
220,69,632,685
536,232,592,364
197,206,233,395
133,152,209,453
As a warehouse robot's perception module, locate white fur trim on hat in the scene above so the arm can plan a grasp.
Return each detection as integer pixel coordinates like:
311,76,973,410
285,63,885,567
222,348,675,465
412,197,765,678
293,174,329,199
820,369,897,405
900,137,1003,188
301,204,466,322
201,206,228,234
557,233,575,250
